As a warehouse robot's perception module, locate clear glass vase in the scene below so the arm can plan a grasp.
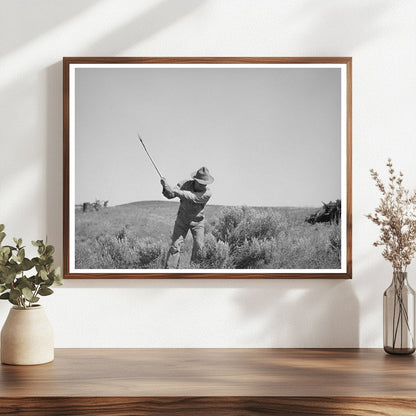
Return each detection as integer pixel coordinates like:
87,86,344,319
383,271,415,355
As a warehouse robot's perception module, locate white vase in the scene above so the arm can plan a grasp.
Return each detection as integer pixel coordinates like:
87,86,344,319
1,305,54,365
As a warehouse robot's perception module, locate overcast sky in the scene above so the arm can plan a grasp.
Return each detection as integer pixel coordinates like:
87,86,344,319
75,66,341,207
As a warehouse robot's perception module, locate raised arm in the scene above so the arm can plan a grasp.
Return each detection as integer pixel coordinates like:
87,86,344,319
174,188,211,204
160,178,176,199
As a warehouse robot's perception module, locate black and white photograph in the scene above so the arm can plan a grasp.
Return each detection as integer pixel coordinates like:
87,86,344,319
64,58,351,278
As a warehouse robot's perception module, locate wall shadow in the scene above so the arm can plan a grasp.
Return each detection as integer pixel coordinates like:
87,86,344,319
82,0,206,56
46,62,63,264
289,0,393,52
0,0,101,57
232,279,359,347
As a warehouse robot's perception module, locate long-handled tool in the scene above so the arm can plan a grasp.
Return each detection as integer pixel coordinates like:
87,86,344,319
137,132,163,178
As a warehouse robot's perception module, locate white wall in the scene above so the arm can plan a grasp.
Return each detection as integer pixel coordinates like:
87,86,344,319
1,0,415,347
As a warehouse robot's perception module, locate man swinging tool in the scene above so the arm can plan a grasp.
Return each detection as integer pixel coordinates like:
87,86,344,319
161,167,214,269
137,133,214,268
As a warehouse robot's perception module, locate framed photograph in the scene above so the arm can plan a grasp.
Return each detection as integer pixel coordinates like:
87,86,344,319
63,57,352,279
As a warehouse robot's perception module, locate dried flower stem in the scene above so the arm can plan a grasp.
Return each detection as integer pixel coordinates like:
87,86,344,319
366,159,416,272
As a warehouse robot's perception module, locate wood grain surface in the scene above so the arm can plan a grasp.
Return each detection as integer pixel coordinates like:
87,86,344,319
1,397,416,416
1,349,415,415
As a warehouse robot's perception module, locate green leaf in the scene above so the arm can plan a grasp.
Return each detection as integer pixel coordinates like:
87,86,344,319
45,245,55,256
42,275,54,287
20,258,33,271
17,248,25,263
52,267,63,285
0,291,17,306
22,287,40,303
0,248,10,265
0,285,6,294
38,244,46,256
38,287,53,296
34,274,43,285
0,246,10,255
0,232,6,244
9,288,21,301
12,238,23,249
42,256,54,266
39,269,48,281
2,271,16,285
32,240,43,247
17,276,35,290
31,257,40,266
0,224,4,232
21,287,40,304
22,287,34,301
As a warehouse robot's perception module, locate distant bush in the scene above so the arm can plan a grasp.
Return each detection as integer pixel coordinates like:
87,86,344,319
76,232,164,269
269,224,341,269
134,238,165,267
192,233,231,269
213,207,287,246
232,237,277,269
228,209,287,249
211,206,246,242
210,207,289,268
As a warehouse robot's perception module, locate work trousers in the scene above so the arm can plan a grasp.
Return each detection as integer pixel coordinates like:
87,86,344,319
165,217,205,269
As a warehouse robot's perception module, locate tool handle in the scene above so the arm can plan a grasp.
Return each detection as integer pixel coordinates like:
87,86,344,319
138,134,163,178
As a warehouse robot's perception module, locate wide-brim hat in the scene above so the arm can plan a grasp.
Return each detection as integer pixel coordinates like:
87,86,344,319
191,166,214,185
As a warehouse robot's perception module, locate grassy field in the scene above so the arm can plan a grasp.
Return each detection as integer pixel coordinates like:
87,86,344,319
75,201,341,270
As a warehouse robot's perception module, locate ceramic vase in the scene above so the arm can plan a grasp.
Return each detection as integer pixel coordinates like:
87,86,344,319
1,305,54,365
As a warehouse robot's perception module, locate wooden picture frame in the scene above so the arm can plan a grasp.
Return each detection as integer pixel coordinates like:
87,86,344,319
63,57,352,279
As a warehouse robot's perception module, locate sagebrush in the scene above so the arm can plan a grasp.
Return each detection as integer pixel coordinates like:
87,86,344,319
76,202,341,269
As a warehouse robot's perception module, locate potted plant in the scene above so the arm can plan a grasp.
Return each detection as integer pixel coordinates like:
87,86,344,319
367,159,416,354
0,224,62,365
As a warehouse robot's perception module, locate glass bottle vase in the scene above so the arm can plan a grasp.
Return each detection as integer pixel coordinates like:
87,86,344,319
383,271,415,355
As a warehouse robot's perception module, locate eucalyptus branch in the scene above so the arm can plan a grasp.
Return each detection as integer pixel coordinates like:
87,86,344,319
0,225,62,309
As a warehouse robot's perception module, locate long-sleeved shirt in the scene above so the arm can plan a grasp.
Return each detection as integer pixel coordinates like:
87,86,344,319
165,179,212,222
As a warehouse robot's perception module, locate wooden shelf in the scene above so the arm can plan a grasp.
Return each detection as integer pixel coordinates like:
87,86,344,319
1,348,415,415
